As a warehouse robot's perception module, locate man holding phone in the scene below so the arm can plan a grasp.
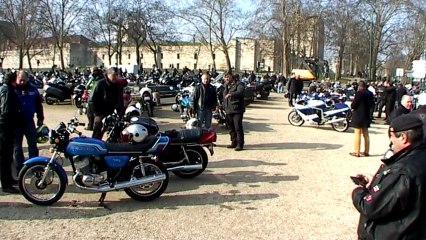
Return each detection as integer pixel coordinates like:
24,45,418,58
351,114,426,239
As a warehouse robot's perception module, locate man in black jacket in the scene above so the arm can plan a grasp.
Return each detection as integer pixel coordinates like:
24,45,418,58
352,114,426,240
223,71,245,151
192,73,217,129
387,94,413,124
90,67,124,139
384,81,396,121
0,72,21,193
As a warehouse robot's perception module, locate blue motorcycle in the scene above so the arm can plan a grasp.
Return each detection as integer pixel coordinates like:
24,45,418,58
18,118,169,206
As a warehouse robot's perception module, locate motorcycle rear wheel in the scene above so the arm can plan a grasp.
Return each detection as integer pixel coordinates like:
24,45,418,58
331,118,349,132
124,160,168,201
172,146,208,178
18,163,66,205
45,95,55,105
288,110,304,126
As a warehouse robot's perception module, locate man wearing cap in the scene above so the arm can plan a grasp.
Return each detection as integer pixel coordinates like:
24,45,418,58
223,71,245,151
352,114,426,240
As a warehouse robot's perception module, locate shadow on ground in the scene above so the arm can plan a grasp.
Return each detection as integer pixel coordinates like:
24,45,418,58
215,142,343,151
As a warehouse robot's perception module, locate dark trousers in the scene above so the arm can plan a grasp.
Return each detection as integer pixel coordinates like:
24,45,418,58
14,120,38,171
225,113,244,147
0,128,15,188
376,99,386,118
86,102,94,129
288,92,298,106
92,115,105,140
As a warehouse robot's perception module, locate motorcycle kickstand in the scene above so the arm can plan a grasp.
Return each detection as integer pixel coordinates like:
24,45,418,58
98,192,111,210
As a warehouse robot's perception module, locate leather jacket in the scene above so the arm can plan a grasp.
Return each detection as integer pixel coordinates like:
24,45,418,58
352,143,426,240
0,84,21,127
192,83,217,111
223,80,245,114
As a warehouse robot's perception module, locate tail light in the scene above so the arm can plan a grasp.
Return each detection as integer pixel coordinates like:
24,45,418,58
197,129,217,144
82,90,89,100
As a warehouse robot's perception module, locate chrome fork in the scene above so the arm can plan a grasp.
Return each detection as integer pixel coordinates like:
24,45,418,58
37,151,58,188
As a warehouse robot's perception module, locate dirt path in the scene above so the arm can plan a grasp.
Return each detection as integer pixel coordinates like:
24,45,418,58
0,93,389,239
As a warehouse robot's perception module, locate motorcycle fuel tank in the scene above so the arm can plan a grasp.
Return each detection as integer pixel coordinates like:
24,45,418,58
66,137,108,155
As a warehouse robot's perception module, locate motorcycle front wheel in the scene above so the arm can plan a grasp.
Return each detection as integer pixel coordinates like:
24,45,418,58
172,146,208,178
124,160,168,201
18,163,67,205
331,118,349,132
288,110,304,126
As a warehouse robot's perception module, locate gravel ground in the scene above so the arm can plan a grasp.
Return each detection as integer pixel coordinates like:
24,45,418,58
0,93,389,240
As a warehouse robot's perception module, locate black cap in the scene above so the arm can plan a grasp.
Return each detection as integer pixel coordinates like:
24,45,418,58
390,114,423,132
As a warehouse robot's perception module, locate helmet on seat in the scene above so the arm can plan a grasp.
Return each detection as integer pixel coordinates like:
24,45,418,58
125,105,141,119
171,103,179,112
36,125,50,143
121,124,148,143
185,118,199,129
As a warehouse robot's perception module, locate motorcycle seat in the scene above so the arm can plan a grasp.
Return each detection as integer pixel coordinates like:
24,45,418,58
169,128,203,143
105,136,158,154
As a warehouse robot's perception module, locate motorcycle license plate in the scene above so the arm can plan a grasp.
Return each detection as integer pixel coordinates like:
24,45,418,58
144,96,151,101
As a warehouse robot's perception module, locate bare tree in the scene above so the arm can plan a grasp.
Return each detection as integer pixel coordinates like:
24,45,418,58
39,0,87,69
359,0,405,81
0,0,42,69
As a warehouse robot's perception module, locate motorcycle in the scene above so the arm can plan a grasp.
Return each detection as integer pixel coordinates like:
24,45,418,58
212,81,226,126
72,83,86,109
103,113,216,178
174,86,195,123
43,78,75,105
288,97,350,132
18,117,169,206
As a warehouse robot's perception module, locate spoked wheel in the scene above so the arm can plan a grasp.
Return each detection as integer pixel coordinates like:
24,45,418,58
172,146,208,178
45,97,55,105
331,118,349,132
288,110,304,126
18,163,66,205
124,160,168,201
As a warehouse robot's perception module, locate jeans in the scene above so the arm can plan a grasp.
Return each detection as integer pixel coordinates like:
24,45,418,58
92,115,105,140
14,120,39,171
225,113,244,147
277,83,283,93
354,128,369,154
1,127,16,188
197,109,213,129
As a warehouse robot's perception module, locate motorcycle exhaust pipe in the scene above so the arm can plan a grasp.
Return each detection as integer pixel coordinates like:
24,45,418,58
74,174,166,192
167,164,203,171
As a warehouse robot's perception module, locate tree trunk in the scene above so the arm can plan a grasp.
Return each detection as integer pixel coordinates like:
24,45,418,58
26,49,33,73
135,43,141,66
18,47,24,69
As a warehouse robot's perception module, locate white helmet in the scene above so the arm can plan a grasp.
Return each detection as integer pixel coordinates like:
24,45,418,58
171,103,179,112
185,118,199,129
125,105,141,118
121,124,148,143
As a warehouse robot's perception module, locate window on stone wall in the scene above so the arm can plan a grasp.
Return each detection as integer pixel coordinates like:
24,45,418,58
213,54,215,60
102,54,105,60
194,63,197,69
177,53,180,59
177,63,179,69
194,53,198,60
128,54,131,59
141,53,143,59
161,53,163,59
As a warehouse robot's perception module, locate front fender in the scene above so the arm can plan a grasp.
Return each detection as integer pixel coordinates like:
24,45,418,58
23,157,68,185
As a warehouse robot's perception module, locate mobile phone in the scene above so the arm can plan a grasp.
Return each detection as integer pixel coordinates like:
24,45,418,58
350,176,367,186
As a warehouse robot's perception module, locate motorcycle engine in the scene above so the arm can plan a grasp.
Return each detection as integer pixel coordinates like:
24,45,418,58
74,156,106,187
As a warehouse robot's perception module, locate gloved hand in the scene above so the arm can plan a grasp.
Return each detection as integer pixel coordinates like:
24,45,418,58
37,119,43,127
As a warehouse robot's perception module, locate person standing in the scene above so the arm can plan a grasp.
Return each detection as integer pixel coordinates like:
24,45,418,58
192,73,217,129
85,67,104,130
223,71,245,151
376,80,386,118
387,94,413,124
90,67,124,140
352,114,426,239
0,72,21,193
384,81,396,122
287,73,298,107
14,70,44,172
350,80,375,157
